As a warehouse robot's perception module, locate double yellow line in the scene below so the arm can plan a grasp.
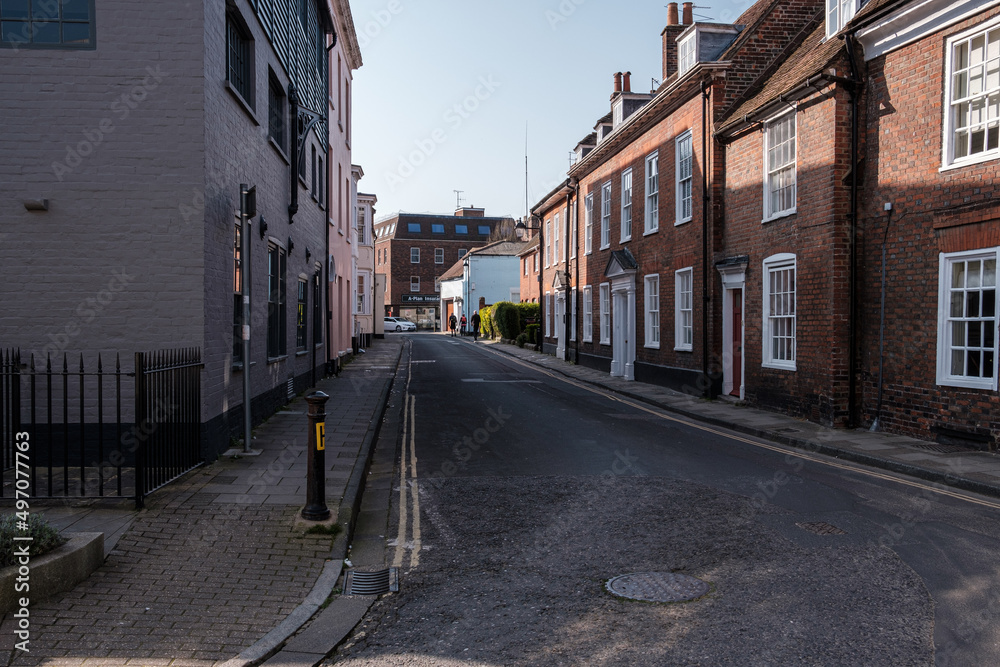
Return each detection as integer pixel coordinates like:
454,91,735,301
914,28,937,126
393,348,422,570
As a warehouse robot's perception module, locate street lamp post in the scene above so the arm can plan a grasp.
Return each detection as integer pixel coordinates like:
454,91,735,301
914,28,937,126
515,216,543,349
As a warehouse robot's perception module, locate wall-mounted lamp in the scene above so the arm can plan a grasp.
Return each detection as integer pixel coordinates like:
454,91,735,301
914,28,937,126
288,236,294,252
258,216,268,240
305,246,311,261
23,199,49,211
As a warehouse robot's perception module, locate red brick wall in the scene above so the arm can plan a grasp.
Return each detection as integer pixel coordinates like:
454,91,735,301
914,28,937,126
858,8,1000,445
722,82,855,425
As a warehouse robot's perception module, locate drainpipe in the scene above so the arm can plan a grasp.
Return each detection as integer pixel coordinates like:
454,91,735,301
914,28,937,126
564,187,573,361
701,81,712,398
844,33,863,427
288,84,299,224
571,179,580,363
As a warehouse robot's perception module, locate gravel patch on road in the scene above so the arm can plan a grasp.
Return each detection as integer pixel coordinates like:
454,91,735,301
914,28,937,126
330,475,934,666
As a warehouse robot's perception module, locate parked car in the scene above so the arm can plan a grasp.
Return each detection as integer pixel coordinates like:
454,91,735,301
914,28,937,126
384,316,417,332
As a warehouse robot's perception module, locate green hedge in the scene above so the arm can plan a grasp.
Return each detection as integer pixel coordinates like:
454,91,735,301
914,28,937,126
525,323,540,345
492,302,521,340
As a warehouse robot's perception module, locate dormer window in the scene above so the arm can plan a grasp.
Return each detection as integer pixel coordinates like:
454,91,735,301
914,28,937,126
678,32,697,75
827,0,858,38
613,99,623,128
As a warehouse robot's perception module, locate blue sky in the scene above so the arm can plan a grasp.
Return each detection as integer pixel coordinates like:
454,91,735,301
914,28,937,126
349,0,753,220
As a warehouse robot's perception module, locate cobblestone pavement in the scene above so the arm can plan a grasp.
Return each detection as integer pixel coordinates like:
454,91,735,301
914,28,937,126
0,336,404,666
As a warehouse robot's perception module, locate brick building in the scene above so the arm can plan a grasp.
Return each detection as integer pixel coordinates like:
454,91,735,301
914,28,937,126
373,209,509,329
851,0,1000,446
0,0,360,455
554,0,824,389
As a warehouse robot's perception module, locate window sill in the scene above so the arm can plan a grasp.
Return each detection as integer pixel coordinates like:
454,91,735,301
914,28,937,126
296,350,308,357
940,152,999,173
267,355,288,365
600,340,611,346
225,81,258,124
936,376,998,391
269,137,289,164
762,360,796,371
761,208,796,224
644,342,660,349
674,345,693,353
620,237,632,244
643,228,659,237
599,245,610,251
674,218,691,227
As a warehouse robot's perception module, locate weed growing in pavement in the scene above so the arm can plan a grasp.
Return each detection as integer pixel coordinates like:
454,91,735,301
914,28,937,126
305,524,343,537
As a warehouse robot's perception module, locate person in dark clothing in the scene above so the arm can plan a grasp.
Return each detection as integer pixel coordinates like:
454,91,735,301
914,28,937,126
449,313,457,337
460,314,467,336
471,311,481,341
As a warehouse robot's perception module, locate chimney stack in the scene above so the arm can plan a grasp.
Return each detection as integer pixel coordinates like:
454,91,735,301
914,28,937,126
661,5,686,82
613,71,623,94
682,2,693,25
623,71,631,93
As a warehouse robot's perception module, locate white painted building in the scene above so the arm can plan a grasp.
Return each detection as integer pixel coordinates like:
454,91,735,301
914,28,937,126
438,241,526,331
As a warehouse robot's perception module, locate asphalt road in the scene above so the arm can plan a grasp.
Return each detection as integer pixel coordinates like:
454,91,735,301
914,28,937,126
329,334,1000,666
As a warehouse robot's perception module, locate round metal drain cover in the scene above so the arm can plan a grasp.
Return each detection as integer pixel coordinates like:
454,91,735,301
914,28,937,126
606,572,710,603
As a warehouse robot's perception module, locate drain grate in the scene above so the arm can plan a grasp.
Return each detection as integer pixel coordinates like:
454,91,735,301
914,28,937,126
796,521,847,536
343,568,398,596
912,443,975,454
606,572,710,603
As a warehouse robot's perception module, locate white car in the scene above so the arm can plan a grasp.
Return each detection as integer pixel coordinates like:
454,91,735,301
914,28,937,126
384,316,417,332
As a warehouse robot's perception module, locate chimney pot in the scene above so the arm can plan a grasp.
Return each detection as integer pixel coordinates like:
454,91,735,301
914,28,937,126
682,2,693,25
667,2,678,26
623,71,631,93
613,71,622,93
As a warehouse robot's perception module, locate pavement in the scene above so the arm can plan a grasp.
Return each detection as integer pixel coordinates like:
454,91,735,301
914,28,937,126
462,333,1000,499
0,334,407,667
5,329,999,666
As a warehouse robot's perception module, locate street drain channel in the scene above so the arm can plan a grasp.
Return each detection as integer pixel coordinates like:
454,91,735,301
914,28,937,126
343,568,399,596
796,521,847,535
606,572,710,603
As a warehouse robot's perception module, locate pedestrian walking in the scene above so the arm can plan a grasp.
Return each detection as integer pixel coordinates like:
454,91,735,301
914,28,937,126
449,313,457,337
460,314,467,336
471,311,481,342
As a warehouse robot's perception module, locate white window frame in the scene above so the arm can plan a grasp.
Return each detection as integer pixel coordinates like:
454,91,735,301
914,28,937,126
524,257,529,276
545,291,552,337
554,212,561,265
762,253,797,370
583,285,593,342
570,200,578,259
936,248,999,389
410,247,420,263
585,193,594,255
356,271,371,315
676,130,694,225
644,274,660,348
410,276,420,292
763,111,797,221
599,283,611,345
942,18,1000,170
621,169,633,242
600,181,612,249
570,287,577,342
545,220,552,267
434,247,444,264
674,268,693,351
678,31,697,75
826,0,857,39
645,151,659,234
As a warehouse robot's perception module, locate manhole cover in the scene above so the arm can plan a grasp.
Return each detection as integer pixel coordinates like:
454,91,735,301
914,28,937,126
796,521,847,535
343,568,398,596
605,572,710,603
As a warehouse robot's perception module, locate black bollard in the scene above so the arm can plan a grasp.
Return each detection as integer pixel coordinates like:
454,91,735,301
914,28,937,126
301,391,331,521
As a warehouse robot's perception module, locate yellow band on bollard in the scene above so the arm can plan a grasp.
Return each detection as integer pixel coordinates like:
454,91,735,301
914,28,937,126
316,422,325,450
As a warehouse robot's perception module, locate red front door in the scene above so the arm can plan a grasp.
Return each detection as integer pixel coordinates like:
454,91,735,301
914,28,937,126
731,289,743,397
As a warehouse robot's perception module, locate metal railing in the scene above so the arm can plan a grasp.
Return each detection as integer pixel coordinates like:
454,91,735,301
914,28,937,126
1,347,204,509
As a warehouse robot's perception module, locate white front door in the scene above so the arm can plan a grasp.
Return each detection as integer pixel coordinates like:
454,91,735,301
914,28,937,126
555,294,566,359
610,284,636,380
